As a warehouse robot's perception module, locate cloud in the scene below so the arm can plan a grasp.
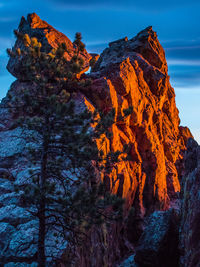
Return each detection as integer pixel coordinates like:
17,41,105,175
86,42,107,53
164,41,200,89
0,16,17,22
169,65,200,88
166,45,200,51
47,0,200,11
168,59,200,66
165,42,200,66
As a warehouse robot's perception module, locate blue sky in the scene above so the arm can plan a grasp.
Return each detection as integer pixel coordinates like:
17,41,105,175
0,0,200,142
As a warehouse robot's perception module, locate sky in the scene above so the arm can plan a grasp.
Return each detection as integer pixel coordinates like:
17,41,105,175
0,0,200,143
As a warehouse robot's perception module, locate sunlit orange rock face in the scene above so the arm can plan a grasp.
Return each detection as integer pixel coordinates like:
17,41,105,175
70,28,192,267
84,27,192,217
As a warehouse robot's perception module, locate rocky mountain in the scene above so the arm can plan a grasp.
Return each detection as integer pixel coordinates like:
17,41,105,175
0,13,196,266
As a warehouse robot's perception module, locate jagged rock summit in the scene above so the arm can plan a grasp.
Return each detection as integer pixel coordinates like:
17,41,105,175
72,25,193,266
93,26,167,75
86,25,192,213
7,13,92,79
1,13,194,266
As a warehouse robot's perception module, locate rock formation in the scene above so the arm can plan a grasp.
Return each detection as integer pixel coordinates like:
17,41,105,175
7,13,91,80
179,138,200,267
86,26,192,214
134,208,180,266
70,25,192,267
0,13,196,266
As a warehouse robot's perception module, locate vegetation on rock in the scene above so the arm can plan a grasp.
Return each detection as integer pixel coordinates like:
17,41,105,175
6,31,131,266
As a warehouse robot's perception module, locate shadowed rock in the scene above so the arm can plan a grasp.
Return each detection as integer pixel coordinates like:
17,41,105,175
134,209,180,267
179,138,200,267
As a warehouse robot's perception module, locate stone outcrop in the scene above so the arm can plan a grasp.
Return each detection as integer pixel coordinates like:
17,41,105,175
64,24,193,267
85,25,192,216
134,209,180,267
0,126,68,266
7,13,91,80
179,138,200,267
0,13,195,266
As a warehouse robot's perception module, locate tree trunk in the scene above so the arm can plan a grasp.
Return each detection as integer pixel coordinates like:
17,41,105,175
38,199,46,267
38,138,48,267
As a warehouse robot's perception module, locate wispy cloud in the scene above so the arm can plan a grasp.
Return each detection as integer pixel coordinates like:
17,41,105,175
0,16,17,22
168,59,200,66
166,45,200,51
47,0,200,12
176,86,200,92
86,40,108,46
86,41,108,53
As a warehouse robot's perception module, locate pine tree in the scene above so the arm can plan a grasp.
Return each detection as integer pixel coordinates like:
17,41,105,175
7,31,131,266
